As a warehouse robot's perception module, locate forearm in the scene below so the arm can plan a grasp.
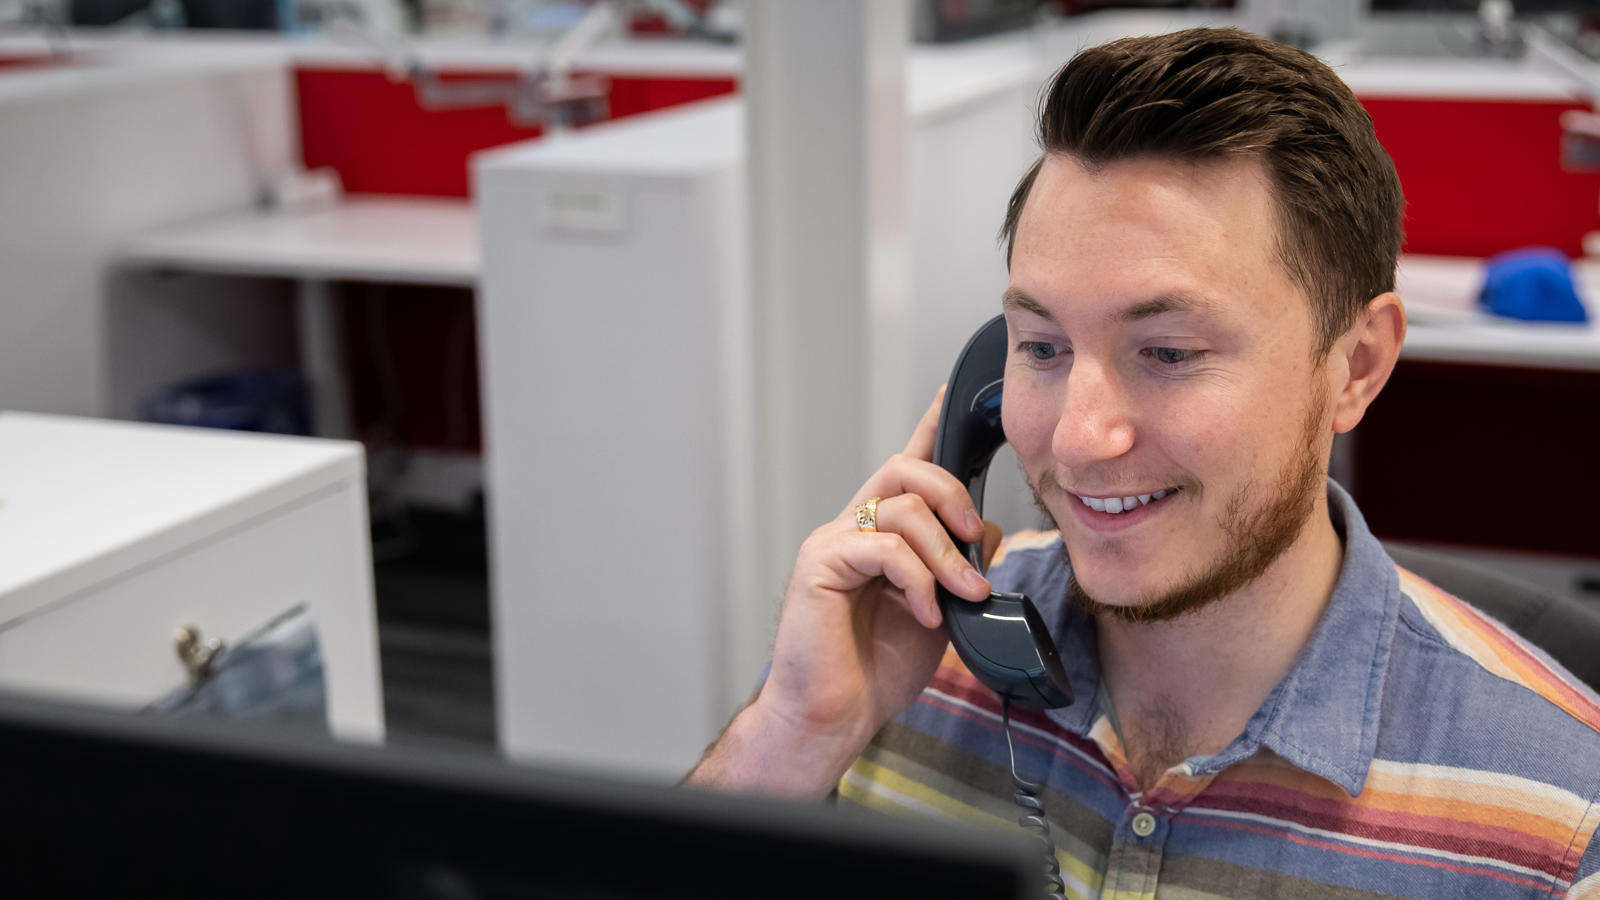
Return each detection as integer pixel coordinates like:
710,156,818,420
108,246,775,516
682,694,873,800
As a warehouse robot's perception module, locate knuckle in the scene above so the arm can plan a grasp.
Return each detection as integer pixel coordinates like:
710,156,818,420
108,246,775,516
945,541,972,570
902,492,932,518
940,474,973,507
798,526,838,559
880,533,920,570
882,531,911,555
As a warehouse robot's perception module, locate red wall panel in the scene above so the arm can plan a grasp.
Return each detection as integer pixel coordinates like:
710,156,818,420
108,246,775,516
0,54,58,69
1361,95,1600,258
294,66,737,198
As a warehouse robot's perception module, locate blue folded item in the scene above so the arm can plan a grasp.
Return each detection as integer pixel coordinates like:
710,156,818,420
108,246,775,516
1478,247,1589,323
148,607,328,738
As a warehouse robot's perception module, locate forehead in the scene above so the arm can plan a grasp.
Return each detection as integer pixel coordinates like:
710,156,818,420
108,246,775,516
1010,153,1306,331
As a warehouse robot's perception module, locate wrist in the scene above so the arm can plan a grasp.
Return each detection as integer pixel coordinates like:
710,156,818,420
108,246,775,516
685,693,876,799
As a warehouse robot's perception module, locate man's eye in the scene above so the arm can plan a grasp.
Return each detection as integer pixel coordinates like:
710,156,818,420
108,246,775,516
1017,341,1060,362
1147,347,1201,366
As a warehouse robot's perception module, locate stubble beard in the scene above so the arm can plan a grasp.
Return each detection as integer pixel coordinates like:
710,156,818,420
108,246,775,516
1032,391,1330,625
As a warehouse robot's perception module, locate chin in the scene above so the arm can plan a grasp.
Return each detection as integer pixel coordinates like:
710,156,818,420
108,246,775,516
1069,569,1150,608
1062,532,1193,606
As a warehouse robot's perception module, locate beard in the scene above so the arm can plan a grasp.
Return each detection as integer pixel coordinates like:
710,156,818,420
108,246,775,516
1032,390,1329,625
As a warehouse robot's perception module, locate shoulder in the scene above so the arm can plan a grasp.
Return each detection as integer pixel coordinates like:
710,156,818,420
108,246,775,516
1389,563,1600,748
1378,564,1600,880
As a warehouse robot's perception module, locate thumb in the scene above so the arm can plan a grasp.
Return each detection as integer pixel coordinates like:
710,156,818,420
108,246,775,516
980,520,1003,573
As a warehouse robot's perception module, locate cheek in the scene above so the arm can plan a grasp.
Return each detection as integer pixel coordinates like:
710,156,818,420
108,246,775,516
1001,379,1056,463
1144,386,1252,478
1168,386,1297,485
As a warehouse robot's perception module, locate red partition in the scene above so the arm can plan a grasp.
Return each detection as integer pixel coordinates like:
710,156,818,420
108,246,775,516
296,68,1592,257
0,54,62,69
1361,95,1600,258
295,66,737,198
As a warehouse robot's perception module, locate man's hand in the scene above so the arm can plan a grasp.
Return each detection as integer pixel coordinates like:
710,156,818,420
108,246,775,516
685,388,1002,797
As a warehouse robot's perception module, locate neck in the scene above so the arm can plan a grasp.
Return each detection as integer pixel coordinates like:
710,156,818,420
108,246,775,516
1094,497,1345,789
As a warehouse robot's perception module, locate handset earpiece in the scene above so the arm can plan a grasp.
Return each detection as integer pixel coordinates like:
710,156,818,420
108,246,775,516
932,315,1073,710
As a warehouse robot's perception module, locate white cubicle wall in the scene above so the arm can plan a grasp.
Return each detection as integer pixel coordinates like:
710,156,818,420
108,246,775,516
476,99,753,778
0,43,302,421
475,33,1052,777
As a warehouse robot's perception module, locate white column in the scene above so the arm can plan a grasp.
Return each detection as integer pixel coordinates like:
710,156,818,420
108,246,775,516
742,0,912,604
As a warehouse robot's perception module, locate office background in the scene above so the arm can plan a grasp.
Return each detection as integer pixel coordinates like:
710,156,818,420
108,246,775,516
1,0,1597,780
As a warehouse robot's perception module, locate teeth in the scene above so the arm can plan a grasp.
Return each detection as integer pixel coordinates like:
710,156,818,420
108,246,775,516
1081,487,1180,514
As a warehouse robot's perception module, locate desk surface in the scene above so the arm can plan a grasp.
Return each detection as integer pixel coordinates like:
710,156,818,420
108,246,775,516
1396,254,1600,371
0,413,361,623
118,196,478,287
118,212,1600,370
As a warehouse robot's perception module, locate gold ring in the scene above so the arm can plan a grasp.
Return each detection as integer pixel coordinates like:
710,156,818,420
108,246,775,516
856,497,881,533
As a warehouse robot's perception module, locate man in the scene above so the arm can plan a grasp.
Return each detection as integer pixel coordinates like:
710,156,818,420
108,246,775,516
688,27,1600,899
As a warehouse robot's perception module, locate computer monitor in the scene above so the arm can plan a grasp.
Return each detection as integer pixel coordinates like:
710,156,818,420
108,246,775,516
0,693,1038,898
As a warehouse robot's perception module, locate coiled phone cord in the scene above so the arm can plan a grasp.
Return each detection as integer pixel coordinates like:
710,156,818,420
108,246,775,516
1001,695,1065,896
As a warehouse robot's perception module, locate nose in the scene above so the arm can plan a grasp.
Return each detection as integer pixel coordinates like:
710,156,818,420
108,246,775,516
1050,358,1136,468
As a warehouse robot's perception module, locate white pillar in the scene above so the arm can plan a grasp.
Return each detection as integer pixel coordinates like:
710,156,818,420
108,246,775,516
742,0,912,604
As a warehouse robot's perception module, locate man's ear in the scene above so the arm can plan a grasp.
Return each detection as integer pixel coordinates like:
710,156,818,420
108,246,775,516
1330,292,1406,435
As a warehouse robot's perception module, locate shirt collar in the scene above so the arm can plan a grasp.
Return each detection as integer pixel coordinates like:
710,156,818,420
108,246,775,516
1040,480,1401,797
1228,480,1400,795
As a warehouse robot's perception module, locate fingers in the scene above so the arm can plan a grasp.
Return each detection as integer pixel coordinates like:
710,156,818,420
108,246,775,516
902,385,946,462
847,453,983,546
871,493,990,603
831,533,943,628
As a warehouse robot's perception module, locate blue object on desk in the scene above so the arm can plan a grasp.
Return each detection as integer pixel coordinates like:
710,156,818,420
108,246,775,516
143,367,310,435
1478,246,1589,323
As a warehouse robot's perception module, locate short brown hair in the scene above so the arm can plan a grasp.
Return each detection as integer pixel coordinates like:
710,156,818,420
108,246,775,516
1000,27,1403,356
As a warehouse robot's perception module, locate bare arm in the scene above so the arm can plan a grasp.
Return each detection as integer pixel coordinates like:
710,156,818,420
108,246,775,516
682,389,1000,798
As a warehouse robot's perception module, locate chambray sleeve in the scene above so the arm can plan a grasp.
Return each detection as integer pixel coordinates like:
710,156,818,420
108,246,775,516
1568,801,1600,899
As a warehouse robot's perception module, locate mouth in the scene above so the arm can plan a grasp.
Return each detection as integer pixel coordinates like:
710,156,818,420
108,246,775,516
1076,487,1182,515
1066,486,1184,531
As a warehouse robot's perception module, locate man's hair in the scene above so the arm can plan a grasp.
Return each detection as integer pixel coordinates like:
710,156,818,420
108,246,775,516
1000,27,1403,356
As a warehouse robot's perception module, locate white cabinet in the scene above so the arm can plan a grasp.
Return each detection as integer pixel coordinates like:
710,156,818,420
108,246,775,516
0,413,384,743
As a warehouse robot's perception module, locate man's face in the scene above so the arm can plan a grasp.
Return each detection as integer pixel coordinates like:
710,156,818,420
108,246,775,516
1001,153,1334,621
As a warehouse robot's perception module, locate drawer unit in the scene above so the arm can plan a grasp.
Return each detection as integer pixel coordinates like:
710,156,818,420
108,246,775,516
0,412,383,743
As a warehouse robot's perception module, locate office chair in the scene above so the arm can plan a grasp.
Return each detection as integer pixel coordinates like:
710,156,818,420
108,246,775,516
1385,543,1600,694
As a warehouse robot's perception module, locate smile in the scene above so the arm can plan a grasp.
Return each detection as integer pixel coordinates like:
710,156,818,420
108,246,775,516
1077,487,1181,515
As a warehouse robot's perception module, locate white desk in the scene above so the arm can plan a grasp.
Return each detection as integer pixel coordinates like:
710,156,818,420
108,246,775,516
0,412,384,743
119,196,478,286
1397,254,1600,371
118,196,480,437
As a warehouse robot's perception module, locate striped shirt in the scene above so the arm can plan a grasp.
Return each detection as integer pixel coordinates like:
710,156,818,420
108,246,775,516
838,482,1600,898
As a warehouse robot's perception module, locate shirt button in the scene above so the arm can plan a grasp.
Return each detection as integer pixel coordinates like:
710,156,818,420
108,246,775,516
1131,812,1157,838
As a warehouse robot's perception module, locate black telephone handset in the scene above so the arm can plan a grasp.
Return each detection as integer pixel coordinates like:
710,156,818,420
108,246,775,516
933,315,1074,710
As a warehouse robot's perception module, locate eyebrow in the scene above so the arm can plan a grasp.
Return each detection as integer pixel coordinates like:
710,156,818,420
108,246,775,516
1002,287,1224,325
1001,288,1055,322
